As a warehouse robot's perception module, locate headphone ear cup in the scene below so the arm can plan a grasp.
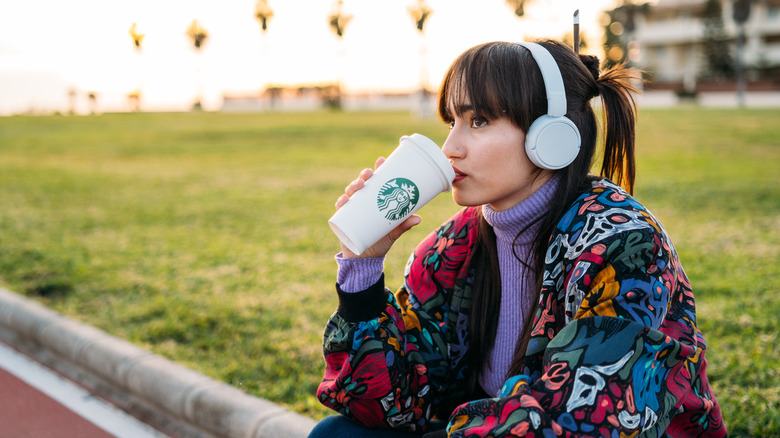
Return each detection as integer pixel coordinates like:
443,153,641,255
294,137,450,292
524,115,582,170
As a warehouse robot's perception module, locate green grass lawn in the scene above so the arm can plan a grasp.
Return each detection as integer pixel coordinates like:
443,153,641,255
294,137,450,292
0,109,777,436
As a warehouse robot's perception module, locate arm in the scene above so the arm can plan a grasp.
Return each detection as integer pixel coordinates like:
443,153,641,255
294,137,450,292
317,209,479,431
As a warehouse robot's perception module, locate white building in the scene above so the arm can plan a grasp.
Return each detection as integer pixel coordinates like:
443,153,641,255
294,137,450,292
630,0,780,91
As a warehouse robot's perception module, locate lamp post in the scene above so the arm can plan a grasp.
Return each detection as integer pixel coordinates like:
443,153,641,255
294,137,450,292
733,0,752,108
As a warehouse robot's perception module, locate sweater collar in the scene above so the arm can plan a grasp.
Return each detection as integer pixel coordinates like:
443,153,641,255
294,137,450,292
481,175,560,246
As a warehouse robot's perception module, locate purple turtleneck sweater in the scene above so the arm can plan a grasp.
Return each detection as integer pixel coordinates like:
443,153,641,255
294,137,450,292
335,176,559,396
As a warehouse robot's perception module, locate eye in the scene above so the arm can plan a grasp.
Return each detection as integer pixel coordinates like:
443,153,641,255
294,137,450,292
471,117,488,128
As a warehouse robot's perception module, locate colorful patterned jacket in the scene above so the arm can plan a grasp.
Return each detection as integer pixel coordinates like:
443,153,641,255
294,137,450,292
317,179,726,437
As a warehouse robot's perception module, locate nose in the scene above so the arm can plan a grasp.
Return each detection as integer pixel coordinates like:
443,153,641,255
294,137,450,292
441,128,464,160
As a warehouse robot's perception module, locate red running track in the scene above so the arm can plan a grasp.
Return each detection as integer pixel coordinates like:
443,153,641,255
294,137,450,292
0,340,165,438
0,366,114,438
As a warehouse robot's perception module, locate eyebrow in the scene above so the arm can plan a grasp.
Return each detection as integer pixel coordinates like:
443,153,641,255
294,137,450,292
450,103,474,116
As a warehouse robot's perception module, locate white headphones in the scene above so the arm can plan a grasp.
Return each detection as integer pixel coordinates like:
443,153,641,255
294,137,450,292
517,42,581,170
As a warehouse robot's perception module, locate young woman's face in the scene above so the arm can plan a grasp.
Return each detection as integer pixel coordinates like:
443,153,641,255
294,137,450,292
441,99,552,211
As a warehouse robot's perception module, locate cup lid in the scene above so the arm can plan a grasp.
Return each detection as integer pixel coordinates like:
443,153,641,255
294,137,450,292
402,133,456,190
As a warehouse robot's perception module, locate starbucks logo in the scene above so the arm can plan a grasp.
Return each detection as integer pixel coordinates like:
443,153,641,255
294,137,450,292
376,178,419,221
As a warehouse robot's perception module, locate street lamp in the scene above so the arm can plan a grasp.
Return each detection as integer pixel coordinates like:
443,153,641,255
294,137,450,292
733,0,752,108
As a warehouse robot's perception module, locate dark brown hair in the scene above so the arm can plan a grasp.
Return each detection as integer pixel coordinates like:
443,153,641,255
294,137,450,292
437,40,640,390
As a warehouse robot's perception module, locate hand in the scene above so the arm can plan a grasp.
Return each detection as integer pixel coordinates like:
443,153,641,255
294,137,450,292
336,157,421,259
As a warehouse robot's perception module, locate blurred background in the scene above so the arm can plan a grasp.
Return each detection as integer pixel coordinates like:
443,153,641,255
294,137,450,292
1,0,778,116
1,1,779,436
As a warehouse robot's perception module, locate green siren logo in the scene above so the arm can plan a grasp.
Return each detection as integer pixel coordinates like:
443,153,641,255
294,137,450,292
376,178,419,221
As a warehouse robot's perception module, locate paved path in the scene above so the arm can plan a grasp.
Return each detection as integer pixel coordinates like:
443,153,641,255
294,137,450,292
0,287,316,438
0,341,165,437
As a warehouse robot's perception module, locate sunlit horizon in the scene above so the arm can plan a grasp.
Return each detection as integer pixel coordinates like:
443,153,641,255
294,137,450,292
0,0,617,115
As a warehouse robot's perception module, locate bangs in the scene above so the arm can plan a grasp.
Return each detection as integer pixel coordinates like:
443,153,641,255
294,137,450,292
439,63,504,121
438,42,540,131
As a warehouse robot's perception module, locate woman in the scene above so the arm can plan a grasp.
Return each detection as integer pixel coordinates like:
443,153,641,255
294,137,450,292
310,40,726,437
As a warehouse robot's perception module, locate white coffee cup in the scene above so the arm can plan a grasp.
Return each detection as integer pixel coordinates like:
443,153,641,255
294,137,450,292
329,133,455,255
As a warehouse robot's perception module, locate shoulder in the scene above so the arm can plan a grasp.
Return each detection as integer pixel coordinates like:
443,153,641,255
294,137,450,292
543,178,680,294
558,179,658,231
551,179,666,259
403,207,480,302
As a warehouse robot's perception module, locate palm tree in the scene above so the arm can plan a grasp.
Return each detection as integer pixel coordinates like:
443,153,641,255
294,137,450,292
186,19,209,49
87,91,98,115
408,0,433,117
128,23,145,112
186,19,209,110
254,0,273,32
505,0,534,40
254,0,274,102
68,87,78,115
327,0,352,108
328,0,352,38
506,0,528,18
129,22,145,50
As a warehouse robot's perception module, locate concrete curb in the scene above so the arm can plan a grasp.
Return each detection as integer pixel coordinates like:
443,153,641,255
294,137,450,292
0,287,316,438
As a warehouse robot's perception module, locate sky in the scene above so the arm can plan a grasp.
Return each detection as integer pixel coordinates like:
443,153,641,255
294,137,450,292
0,0,619,115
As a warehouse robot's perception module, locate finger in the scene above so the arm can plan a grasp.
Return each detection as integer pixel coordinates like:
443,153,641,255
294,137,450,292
358,167,373,181
335,193,349,209
344,178,365,197
374,156,386,170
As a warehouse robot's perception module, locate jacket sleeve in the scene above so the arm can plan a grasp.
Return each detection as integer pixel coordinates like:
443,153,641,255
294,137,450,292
447,198,722,437
316,209,478,432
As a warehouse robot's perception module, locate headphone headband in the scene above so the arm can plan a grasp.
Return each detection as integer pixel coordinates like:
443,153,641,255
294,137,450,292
516,42,567,117
516,41,581,170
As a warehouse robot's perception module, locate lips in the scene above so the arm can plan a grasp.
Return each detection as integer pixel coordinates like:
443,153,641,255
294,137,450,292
452,165,466,183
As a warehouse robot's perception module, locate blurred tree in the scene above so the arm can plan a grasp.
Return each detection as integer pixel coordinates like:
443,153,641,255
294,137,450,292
562,31,589,53
701,0,734,80
254,0,274,32
87,91,98,115
186,19,209,110
408,0,433,117
186,19,209,49
328,0,352,38
68,87,77,115
129,23,145,51
505,0,536,40
602,2,649,69
128,23,145,112
328,1,352,109
408,0,432,32
506,0,528,17
254,0,274,98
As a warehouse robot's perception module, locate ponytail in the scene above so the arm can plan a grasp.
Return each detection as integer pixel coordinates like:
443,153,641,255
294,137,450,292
594,63,641,194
